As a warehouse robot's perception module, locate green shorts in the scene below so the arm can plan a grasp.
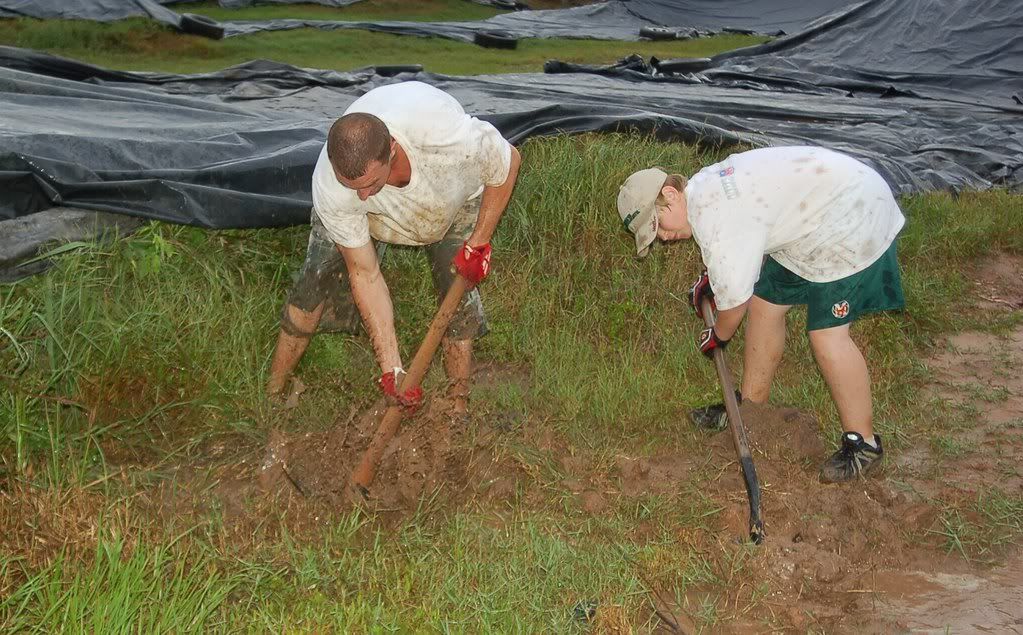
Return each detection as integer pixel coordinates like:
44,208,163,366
752,242,905,331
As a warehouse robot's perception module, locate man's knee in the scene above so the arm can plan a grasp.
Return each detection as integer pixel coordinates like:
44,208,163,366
279,302,323,339
807,323,854,354
445,289,488,340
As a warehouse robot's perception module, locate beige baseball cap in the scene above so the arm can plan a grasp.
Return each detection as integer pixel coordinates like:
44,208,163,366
617,167,666,257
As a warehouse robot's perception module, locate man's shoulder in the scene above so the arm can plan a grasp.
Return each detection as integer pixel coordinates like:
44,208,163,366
347,81,461,118
311,147,359,214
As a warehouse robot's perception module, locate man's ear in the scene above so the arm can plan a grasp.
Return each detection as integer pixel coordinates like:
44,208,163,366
660,185,679,202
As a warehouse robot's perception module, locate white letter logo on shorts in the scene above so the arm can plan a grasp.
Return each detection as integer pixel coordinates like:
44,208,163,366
831,300,850,319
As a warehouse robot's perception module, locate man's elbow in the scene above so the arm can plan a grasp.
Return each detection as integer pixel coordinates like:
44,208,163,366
506,145,522,184
339,245,382,284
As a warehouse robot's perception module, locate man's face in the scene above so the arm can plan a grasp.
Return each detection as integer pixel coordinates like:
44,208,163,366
336,155,391,201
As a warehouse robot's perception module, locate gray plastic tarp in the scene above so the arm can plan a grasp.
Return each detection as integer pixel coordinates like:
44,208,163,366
0,0,363,20
218,1,859,41
0,0,860,42
1,0,1021,279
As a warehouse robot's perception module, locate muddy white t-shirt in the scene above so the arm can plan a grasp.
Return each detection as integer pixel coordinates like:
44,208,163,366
686,146,905,310
311,81,513,248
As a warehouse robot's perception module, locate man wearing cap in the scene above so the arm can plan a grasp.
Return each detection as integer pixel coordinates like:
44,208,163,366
616,146,905,483
267,81,521,415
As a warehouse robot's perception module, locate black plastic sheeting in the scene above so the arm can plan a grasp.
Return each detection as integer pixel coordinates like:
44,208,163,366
706,0,1023,108
624,0,858,36
218,0,364,7
0,0,364,39
0,208,143,281
1,0,1021,279
0,0,227,39
220,2,653,41
471,0,528,9
218,0,860,41
0,0,363,20
0,0,859,43
0,0,190,32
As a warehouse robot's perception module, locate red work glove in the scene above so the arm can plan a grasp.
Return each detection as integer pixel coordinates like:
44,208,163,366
378,369,424,414
688,270,716,320
452,242,492,287
698,327,729,359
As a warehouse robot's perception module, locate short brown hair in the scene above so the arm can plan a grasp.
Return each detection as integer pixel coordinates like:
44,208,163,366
655,173,688,206
326,113,392,179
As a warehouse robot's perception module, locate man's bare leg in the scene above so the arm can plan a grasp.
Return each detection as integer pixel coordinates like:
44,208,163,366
740,296,791,403
267,302,325,396
442,337,472,415
808,324,873,440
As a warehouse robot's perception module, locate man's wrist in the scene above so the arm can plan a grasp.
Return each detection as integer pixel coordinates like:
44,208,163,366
381,359,402,374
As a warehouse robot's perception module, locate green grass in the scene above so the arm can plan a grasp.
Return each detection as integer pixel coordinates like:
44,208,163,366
2,5,1023,628
1,537,241,633
0,16,768,75
930,489,1023,561
2,132,1022,631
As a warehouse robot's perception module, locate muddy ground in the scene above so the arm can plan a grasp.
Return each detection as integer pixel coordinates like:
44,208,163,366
23,254,1015,633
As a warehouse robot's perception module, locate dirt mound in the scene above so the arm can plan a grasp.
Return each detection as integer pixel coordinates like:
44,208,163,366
259,394,521,512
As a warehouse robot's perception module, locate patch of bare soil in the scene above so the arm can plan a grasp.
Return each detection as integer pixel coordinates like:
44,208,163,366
973,251,1023,311
866,552,1023,634
892,253,1023,502
253,364,531,519
258,394,517,512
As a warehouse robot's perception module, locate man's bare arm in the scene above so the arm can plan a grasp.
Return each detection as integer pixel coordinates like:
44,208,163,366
339,242,401,373
467,145,521,247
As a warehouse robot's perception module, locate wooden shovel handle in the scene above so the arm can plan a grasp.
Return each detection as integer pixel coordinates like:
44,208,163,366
350,275,470,492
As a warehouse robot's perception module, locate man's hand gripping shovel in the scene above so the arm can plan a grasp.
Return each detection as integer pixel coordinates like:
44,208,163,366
700,296,765,544
349,275,469,497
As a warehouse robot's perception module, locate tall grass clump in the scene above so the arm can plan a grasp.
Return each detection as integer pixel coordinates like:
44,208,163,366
0,223,302,486
0,537,239,633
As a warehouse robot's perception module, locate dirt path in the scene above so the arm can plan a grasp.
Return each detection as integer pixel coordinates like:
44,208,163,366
872,551,1023,634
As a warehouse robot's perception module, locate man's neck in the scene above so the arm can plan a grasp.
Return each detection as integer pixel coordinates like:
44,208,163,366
387,143,412,188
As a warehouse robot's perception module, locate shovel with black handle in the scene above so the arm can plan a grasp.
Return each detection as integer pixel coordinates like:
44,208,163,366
701,296,765,544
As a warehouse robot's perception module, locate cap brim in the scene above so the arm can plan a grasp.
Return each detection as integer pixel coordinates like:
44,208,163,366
633,205,658,258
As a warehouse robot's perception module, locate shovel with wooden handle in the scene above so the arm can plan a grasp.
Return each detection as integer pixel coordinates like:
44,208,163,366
350,274,470,494
701,296,765,544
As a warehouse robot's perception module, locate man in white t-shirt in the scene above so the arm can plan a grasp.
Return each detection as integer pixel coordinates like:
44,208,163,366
267,82,521,415
616,146,905,483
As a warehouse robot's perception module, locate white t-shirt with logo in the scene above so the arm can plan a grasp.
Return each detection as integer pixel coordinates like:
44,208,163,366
311,81,513,248
686,146,905,310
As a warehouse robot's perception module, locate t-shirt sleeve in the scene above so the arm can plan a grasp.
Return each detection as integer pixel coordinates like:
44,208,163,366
312,175,371,249
470,118,513,187
701,237,766,311
316,209,370,249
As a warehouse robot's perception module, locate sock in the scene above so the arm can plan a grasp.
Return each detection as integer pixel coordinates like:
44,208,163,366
862,434,878,449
